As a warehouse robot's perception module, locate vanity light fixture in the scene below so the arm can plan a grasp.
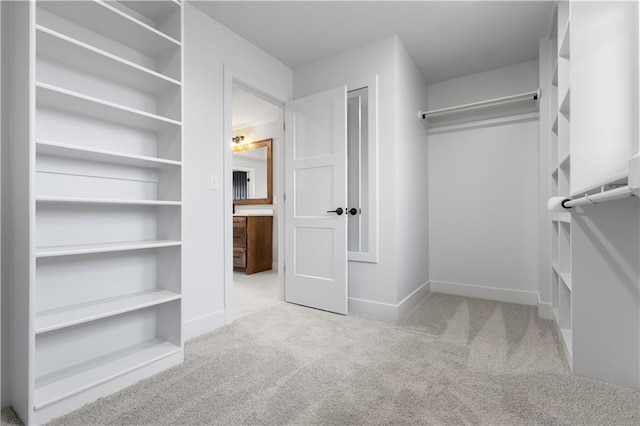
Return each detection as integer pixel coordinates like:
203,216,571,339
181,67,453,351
232,135,245,145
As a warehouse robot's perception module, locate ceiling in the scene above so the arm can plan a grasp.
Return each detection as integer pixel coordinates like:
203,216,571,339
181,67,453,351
194,1,555,85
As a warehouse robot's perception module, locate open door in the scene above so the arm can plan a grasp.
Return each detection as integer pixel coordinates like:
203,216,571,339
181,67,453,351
284,86,348,315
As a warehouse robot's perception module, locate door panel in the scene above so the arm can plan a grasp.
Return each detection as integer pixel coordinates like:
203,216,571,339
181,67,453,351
285,86,348,315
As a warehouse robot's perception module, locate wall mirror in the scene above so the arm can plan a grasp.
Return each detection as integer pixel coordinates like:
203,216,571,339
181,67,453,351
232,138,273,205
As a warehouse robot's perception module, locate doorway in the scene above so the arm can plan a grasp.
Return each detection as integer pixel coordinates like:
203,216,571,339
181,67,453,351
230,81,284,320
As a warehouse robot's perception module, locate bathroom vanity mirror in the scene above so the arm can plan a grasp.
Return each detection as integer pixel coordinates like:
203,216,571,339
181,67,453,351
232,138,273,205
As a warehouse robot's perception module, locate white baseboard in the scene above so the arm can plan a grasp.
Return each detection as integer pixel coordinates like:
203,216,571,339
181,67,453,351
430,280,538,306
537,294,553,319
349,281,430,321
184,310,225,341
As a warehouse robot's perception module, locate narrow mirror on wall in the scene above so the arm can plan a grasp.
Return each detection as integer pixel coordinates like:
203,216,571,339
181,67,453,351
347,87,369,253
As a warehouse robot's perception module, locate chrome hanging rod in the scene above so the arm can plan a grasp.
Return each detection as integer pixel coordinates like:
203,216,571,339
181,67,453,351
420,89,540,120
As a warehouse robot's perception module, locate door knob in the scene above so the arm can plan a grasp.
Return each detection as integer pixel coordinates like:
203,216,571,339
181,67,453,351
347,208,359,215
326,207,344,215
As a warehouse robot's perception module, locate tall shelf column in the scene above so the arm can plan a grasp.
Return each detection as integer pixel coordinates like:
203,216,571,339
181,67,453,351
5,1,185,423
549,0,573,370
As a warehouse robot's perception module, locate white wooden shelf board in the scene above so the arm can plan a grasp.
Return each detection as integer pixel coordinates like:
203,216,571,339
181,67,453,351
559,153,570,171
36,26,180,94
35,338,181,409
36,196,181,206
36,290,180,334
559,88,571,118
560,273,572,291
37,1,180,57
36,240,181,258
552,62,558,86
560,328,573,357
36,83,181,132
118,1,181,23
559,20,571,59
552,167,559,178
552,262,561,274
558,212,571,224
36,140,181,168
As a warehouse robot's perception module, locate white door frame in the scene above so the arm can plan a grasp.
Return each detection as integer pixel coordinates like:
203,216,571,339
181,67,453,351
222,65,286,324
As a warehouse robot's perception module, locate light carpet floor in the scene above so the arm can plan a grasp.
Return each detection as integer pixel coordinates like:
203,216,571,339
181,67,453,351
3,293,640,425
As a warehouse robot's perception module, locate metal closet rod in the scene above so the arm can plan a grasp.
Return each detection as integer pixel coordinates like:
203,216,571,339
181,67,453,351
562,185,634,208
421,89,540,119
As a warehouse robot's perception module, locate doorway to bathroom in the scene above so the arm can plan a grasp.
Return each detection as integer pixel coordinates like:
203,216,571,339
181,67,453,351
230,81,284,319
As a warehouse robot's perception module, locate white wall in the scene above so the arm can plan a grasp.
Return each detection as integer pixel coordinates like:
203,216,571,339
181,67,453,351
232,120,280,267
394,41,430,309
427,61,540,305
295,36,398,315
183,5,291,339
295,36,429,319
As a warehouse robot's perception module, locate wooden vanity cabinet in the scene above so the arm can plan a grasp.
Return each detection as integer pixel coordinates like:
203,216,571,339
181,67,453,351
233,215,273,274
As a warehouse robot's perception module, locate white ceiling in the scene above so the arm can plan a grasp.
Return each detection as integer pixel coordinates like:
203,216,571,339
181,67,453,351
194,1,555,84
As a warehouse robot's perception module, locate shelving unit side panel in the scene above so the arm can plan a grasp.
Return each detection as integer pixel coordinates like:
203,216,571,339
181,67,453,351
572,199,640,389
5,1,36,422
570,1,639,194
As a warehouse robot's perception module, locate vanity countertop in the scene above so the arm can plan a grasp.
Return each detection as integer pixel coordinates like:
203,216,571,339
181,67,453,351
233,209,274,217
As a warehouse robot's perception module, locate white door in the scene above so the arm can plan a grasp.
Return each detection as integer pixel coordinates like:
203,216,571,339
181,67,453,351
284,86,348,315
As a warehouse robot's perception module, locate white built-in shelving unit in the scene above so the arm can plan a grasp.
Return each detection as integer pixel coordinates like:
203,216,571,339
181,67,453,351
549,0,573,369
5,1,184,423
546,0,640,389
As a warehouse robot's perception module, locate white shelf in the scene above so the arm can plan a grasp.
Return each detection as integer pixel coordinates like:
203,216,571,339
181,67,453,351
118,1,182,24
36,290,180,334
552,114,558,134
560,273,572,291
559,153,570,171
559,19,571,59
552,167,559,179
559,87,571,118
35,338,181,409
36,139,181,168
37,1,180,57
552,62,558,87
560,328,573,357
552,262,561,274
36,82,181,133
36,240,181,258
36,196,181,206
558,212,571,223
36,25,180,94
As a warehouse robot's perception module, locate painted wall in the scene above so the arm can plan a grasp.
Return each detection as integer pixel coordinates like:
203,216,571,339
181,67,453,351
427,60,540,305
232,120,280,268
295,36,429,318
183,4,291,339
394,41,430,309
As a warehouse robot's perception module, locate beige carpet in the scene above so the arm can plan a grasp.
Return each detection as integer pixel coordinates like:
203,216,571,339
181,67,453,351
3,293,640,425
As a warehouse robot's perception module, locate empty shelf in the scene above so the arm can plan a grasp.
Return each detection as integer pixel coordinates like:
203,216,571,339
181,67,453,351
36,83,181,133
36,290,181,334
37,26,180,94
38,1,180,57
36,196,181,206
560,273,572,291
36,139,181,168
35,338,181,409
36,240,181,258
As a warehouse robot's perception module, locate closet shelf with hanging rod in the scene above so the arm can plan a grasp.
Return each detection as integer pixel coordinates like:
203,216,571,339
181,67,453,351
421,89,541,132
